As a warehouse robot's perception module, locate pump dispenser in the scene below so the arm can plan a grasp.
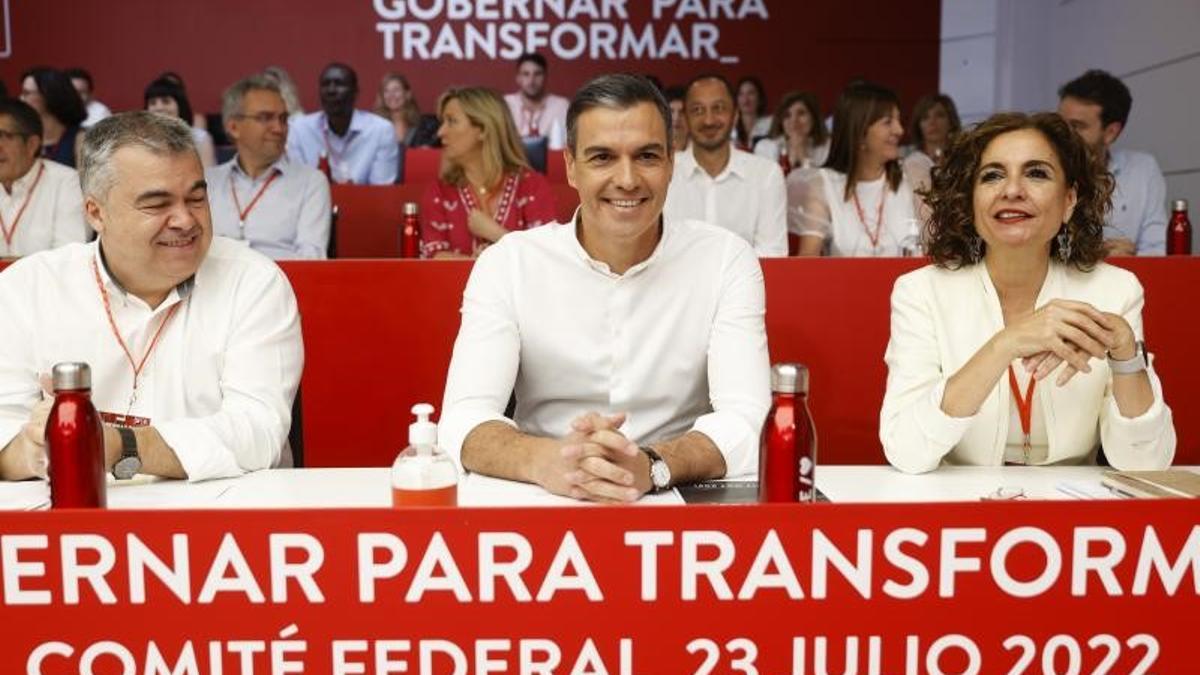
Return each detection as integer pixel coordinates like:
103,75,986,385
391,403,458,506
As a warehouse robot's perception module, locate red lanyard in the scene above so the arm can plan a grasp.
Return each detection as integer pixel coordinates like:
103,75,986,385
230,170,280,230
1,162,46,249
91,257,182,412
321,117,352,180
1007,365,1037,464
851,185,886,251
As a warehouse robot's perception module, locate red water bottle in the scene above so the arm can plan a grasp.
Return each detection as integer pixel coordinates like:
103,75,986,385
401,202,421,258
46,363,106,509
760,363,817,503
317,152,332,182
1167,199,1192,255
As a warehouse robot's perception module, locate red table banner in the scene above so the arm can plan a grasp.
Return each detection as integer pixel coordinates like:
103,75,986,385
3,500,1197,674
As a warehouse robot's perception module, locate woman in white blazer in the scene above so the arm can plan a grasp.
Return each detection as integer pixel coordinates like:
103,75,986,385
880,112,1175,473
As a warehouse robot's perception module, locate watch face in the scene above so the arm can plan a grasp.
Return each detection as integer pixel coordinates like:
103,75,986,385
113,456,141,480
650,461,671,488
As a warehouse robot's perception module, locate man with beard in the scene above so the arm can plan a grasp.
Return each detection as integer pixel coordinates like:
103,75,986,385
504,53,570,151
287,63,398,184
663,74,787,257
206,75,331,259
1057,69,1166,256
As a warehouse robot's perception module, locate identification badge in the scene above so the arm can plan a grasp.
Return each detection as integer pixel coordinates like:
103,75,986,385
99,412,151,428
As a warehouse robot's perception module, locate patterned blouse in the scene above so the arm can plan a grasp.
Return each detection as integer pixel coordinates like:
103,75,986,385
420,168,557,257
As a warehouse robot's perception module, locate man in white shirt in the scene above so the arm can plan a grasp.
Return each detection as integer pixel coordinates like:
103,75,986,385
504,53,570,151
207,75,331,259
0,111,303,482
663,75,787,257
0,99,89,258
440,74,770,503
66,68,113,129
287,63,398,185
1057,69,1167,256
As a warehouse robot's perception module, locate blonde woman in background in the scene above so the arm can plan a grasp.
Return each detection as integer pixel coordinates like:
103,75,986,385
374,72,438,147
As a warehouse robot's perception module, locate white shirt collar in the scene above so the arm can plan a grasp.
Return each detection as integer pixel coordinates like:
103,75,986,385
565,209,672,278
93,240,196,307
680,145,747,182
230,154,289,181
2,159,44,199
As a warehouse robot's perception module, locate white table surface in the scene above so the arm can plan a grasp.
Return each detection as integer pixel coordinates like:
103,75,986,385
6,465,1194,510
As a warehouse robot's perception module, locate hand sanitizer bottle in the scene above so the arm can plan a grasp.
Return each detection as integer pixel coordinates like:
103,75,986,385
391,403,458,507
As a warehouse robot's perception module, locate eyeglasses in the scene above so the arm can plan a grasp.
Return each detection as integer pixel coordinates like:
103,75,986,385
236,112,290,126
981,486,1027,501
0,130,30,142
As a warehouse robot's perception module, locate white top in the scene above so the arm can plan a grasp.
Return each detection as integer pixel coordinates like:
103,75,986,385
0,237,305,481
879,262,1175,474
206,155,332,260
788,167,920,256
901,149,935,196
82,99,112,128
663,147,788,257
504,92,570,150
752,136,830,171
0,160,89,258
439,217,772,478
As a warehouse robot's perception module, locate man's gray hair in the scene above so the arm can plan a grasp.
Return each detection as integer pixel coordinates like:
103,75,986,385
222,75,283,129
566,74,672,155
79,111,196,200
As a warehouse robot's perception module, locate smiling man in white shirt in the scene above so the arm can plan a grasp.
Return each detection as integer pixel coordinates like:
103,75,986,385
207,75,331,260
0,111,303,482
663,74,788,257
439,74,771,502
0,99,89,259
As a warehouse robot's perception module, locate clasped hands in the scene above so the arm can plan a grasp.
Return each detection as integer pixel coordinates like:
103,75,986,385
532,412,651,503
999,299,1138,386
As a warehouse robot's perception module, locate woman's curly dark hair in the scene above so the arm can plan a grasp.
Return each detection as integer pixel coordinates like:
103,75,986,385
921,111,1113,270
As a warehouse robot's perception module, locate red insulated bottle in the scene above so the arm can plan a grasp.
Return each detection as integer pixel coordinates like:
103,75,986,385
401,202,421,258
46,362,106,509
760,363,817,503
778,144,792,177
1167,199,1192,255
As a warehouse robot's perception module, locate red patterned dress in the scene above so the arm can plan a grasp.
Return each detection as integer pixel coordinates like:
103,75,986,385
420,168,557,257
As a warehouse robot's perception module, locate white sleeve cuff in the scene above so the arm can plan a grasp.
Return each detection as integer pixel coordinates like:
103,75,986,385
916,380,977,447
691,411,759,478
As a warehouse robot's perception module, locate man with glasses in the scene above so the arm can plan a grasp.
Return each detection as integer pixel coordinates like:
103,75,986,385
0,99,89,259
663,74,787,257
206,75,331,259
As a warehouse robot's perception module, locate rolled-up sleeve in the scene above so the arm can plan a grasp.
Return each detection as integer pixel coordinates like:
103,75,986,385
691,239,771,477
1099,277,1175,469
438,244,520,465
0,264,40,453
879,272,974,474
155,266,304,481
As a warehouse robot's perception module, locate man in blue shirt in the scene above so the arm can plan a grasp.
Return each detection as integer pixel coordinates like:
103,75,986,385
286,63,398,185
1058,69,1166,256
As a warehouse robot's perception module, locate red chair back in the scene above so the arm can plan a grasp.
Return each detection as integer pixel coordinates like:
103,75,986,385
550,183,579,223
545,149,567,183
331,184,426,258
403,148,442,184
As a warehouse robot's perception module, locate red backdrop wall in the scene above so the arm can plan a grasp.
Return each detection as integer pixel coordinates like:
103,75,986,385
0,1,940,124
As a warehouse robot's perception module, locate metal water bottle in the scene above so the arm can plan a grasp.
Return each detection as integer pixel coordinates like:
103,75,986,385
46,363,106,508
778,143,792,177
1167,199,1192,255
760,363,817,503
401,202,421,259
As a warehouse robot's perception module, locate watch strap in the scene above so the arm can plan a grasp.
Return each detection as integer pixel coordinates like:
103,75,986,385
117,426,138,460
1108,340,1147,374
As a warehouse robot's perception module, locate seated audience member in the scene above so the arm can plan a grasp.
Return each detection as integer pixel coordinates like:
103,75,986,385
439,74,770,502
0,112,304,482
792,82,920,256
421,87,555,259
880,112,1175,474
145,76,218,168
663,74,787,257
902,93,962,194
19,67,87,168
664,85,689,153
754,91,830,174
0,100,88,258
1058,69,1166,256
504,52,570,151
65,68,112,128
733,76,771,151
287,62,398,185
206,75,331,260
374,72,439,147
153,71,211,131
261,66,305,118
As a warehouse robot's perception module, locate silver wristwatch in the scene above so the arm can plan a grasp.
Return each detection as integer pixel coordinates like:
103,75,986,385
112,426,142,480
640,446,671,492
1108,340,1147,375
